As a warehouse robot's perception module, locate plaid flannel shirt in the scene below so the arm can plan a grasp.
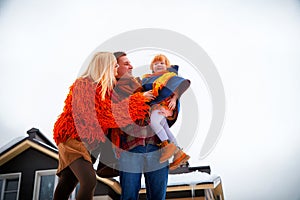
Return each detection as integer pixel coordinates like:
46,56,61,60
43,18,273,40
113,75,161,151
119,124,161,151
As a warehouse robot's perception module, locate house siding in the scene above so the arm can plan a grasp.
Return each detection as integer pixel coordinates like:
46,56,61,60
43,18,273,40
0,148,58,199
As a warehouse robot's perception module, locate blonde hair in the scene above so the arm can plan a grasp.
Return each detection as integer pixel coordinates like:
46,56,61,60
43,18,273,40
80,52,117,100
150,54,171,71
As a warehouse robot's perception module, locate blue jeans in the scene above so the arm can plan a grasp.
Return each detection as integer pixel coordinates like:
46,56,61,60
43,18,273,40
119,144,169,200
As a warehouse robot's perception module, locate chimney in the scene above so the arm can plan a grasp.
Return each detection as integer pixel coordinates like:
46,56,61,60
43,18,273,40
27,128,40,140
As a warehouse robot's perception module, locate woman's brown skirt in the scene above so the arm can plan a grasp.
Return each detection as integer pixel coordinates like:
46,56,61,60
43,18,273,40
56,138,92,176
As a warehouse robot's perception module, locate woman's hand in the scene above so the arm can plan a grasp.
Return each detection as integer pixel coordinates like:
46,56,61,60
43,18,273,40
143,90,155,101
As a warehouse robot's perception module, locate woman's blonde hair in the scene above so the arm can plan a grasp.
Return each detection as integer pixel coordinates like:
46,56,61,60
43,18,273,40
150,54,171,71
80,52,117,100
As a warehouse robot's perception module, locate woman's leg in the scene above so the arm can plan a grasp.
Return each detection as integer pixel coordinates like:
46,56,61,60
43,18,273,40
69,157,97,200
53,167,78,200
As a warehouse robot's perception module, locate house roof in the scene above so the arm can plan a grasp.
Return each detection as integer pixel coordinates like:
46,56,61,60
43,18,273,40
26,127,56,148
0,128,58,166
0,136,27,155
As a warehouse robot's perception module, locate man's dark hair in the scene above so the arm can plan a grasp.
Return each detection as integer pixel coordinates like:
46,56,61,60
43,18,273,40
113,51,126,61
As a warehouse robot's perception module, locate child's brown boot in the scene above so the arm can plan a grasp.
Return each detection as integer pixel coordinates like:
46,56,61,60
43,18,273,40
169,148,190,170
159,140,177,163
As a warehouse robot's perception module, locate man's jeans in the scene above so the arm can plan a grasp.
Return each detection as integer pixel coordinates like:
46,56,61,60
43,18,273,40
119,144,169,200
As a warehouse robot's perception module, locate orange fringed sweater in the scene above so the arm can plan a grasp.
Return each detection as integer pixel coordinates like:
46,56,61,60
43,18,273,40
53,78,150,146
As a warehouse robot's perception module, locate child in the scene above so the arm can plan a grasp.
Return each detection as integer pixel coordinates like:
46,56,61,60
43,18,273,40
142,54,191,170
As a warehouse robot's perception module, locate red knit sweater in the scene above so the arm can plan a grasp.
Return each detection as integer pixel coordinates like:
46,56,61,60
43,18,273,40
53,78,150,146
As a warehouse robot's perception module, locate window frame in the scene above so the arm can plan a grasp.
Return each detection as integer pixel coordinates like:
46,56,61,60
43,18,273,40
32,169,57,200
0,172,22,200
33,169,78,200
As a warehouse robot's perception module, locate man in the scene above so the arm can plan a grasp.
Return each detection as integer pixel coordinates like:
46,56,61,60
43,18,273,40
112,52,169,200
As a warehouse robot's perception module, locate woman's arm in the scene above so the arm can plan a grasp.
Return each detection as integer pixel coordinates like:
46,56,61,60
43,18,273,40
96,92,151,130
71,78,151,139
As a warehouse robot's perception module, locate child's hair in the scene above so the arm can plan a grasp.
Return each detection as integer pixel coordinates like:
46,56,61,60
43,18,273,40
150,54,171,71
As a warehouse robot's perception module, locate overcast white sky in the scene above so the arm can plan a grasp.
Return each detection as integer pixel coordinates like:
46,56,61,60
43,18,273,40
1,0,300,199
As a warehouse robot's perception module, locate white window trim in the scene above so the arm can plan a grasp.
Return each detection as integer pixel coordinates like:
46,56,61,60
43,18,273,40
0,172,22,200
33,169,78,200
32,169,57,200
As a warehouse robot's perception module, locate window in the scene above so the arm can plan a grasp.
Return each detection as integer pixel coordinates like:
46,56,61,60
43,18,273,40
0,173,21,200
33,170,78,200
33,170,57,200
39,174,55,200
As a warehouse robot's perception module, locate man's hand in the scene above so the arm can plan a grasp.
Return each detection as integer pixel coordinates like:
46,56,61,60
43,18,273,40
158,107,173,117
143,90,155,101
168,96,177,110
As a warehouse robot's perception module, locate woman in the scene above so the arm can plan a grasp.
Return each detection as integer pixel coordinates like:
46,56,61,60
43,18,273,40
53,52,150,200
